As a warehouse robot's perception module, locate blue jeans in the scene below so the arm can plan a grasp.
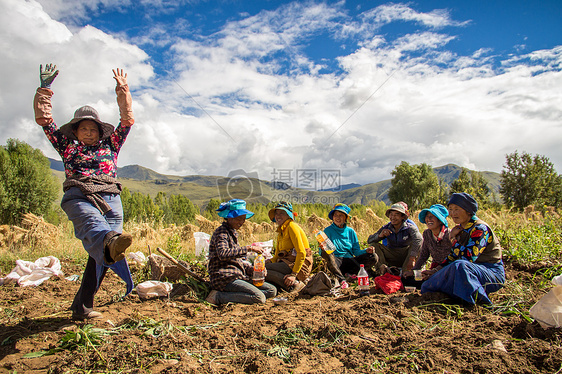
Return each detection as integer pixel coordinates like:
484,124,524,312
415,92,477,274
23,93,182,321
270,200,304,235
61,187,123,266
216,279,277,305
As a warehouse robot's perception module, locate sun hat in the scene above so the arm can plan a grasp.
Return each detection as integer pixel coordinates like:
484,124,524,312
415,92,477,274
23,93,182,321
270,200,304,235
216,199,254,219
59,105,115,141
418,204,449,227
385,203,408,218
328,203,351,221
268,201,296,222
448,192,478,216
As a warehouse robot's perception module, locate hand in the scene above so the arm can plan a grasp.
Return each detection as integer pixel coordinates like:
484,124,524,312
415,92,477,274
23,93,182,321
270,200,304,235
421,268,439,280
366,246,375,254
450,225,462,238
402,270,414,277
113,68,128,86
40,64,59,88
283,274,297,288
380,229,392,238
249,245,263,254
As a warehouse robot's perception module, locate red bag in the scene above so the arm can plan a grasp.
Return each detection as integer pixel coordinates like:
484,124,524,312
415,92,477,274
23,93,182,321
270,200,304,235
374,273,403,295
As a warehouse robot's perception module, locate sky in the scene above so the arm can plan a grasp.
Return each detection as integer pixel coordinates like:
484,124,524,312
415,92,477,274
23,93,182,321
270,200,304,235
1,0,561,189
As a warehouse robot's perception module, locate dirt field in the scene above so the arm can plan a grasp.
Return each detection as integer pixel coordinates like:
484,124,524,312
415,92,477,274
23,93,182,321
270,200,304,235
0,260,561,374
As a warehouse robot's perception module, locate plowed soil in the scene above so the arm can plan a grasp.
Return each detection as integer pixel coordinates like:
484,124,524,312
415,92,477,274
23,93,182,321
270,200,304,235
0,260,561,374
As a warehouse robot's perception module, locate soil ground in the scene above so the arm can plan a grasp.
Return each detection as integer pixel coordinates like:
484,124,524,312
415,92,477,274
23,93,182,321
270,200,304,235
0,260,561,374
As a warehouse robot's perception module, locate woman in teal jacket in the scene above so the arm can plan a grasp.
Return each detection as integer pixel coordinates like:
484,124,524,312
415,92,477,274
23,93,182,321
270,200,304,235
320,204,378,287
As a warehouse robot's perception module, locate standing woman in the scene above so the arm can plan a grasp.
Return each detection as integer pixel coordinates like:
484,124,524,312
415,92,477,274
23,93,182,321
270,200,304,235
421,193,505,305
206,199,277,305
265,202,313,292
33,64,135,320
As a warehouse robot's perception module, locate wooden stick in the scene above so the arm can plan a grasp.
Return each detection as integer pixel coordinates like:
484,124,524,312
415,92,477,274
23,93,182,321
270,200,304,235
156,247,206,283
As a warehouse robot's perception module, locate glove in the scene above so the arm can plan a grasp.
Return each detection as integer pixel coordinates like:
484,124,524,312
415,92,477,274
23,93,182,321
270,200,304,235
40,64,59,88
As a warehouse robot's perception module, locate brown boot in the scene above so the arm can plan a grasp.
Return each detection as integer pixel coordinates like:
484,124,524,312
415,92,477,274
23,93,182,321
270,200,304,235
106,233,132,263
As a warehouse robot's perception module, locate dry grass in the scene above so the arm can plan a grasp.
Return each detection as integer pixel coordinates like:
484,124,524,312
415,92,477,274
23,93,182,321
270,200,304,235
0,207,560,274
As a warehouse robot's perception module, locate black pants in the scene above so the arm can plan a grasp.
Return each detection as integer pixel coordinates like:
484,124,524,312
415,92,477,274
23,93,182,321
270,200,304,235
70,256,108,314
321,251,378,280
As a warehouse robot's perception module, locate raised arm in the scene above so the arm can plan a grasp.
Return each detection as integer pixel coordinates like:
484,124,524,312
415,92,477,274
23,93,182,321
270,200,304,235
113,68,134,127
34,63,59,126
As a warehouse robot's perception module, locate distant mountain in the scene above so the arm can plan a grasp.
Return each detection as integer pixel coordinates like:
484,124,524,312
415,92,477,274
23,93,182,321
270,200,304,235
48,159,501,206
319,183,362,192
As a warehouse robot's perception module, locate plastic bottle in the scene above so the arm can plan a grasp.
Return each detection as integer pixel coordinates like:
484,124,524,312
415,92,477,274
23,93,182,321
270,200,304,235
253,254,265,287
357,264,370,296
313,229,337,254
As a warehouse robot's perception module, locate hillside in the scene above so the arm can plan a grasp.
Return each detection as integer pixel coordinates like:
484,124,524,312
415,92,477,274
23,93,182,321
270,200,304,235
49,159,501,206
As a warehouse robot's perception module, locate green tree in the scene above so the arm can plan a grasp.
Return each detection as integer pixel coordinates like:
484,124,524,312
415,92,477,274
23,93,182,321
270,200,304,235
0,139,59,225
500,151,562,211
388,162,441,211
450,168,492,207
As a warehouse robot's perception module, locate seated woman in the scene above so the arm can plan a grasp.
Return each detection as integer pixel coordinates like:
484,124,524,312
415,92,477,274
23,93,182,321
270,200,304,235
366,203,422,274
403,204,452,287
320,203,378,286
421,193,505,305
265,202,313,292
206,199,277,305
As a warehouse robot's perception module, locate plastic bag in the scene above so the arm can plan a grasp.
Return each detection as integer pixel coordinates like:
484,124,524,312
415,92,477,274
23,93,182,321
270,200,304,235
0,256,63,287
127,251,147,265
374,273,403,295
194,232,211,257
136,280,174,299
246,240,274,262
530,285,562,328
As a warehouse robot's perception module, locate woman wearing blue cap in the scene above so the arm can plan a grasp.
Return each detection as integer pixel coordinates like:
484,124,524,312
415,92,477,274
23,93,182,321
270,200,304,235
321,203,378,286
421,193,505,305
206,199,277,305
265,202,313,292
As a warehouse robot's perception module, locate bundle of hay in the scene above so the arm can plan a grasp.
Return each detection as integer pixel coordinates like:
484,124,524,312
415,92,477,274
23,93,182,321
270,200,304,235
195,215,220,234
20,213,60,248
307,213,330,232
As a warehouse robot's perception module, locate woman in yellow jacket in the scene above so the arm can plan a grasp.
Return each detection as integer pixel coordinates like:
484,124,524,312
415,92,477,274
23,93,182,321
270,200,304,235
265,202,313,292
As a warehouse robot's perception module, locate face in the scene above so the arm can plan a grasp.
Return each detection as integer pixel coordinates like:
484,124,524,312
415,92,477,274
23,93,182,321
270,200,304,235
448,204,471,226
73,120,100,146
388,210,405,226
227,215,246,230
274,209,290,225
424,212,442,231
332,211,347,227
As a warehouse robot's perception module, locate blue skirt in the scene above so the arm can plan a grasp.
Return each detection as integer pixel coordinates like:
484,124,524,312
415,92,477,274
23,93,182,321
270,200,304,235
421,259,505,304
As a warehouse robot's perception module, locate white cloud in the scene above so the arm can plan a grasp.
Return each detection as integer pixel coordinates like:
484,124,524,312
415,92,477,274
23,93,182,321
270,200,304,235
1,0,561,191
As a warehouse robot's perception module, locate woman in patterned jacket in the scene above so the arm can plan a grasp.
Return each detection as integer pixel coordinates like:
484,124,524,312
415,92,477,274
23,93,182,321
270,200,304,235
33,64,135,320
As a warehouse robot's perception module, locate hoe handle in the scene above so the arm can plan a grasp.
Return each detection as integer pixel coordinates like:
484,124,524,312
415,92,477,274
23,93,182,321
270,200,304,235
156,247,206,283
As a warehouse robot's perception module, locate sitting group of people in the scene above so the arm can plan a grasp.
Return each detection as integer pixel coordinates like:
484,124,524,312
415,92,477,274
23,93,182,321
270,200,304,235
34,63,504,319
206,193,506,307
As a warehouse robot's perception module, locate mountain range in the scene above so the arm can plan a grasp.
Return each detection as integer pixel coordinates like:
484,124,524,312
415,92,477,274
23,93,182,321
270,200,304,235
49,159,501,206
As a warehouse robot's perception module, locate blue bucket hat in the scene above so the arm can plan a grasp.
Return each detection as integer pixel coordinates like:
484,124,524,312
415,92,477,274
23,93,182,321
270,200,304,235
268,201,296,222
216,199,254,219
418,204,449,227
328,203,351,221
448,192,478,216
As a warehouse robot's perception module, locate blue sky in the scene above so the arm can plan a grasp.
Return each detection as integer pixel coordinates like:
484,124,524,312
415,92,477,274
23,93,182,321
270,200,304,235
1,0,561,188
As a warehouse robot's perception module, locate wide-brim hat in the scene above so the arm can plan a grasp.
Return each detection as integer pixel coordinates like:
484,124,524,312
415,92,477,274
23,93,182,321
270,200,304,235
385,203,408,218
328,203,351,221
418,204,449,227
59,105,115,141
216,199,254,219
268,201,295,222
448,192,478,216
